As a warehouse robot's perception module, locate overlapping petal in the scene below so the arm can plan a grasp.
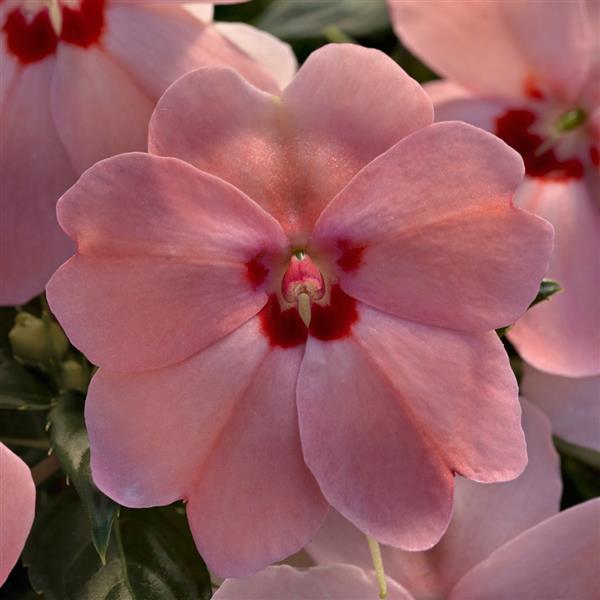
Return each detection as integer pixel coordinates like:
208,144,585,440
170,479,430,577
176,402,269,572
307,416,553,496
87,318,327,576
47,153,288,371
307,401,561,598
389,0,591,100
310,122,553,332
213,565,414,600
509,180,600,376
149,44,432,239
449,499,600,600
0,443,36,586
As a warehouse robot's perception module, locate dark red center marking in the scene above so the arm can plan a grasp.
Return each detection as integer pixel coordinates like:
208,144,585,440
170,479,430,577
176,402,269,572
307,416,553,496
245,255,269,289
336,240,366,272
3,0,105,64
259,285,359,348
495,109,584,181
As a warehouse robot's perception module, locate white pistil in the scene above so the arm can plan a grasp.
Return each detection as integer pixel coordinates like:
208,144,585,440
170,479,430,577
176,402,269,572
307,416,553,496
47,0,63,36
366,535,388,599
296,292,311,328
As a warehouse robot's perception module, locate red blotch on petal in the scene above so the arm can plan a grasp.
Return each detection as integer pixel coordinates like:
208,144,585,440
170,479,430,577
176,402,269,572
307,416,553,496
336,241,366,272
61,0,104,47
3,9,57,64
523,75,545,101
259,295,308,349
310,285,358,341
590,146,599,167
245,256,269,289
496,109,584,181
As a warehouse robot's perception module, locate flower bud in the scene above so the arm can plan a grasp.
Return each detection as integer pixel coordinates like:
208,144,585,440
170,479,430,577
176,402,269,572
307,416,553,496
9,312,69,364
59,359,90,393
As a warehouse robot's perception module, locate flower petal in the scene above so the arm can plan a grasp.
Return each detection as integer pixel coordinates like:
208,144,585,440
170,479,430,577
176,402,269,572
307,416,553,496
0,60,75,305
103,2,277,97
307,400,560,598
298,304,526,549
214,22,297,89
50,46,153,174
449,499,600,600
311,121,553,332
87,318,327,577
509,180,600,376
0,443,35,586
213,565,414,600
149,44,432,239
389,0,591,101
47,153,287,372
522,364,600,451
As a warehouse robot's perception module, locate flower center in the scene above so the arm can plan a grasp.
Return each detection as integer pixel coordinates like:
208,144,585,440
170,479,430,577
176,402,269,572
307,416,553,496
281,252,325,327
3,0,105,64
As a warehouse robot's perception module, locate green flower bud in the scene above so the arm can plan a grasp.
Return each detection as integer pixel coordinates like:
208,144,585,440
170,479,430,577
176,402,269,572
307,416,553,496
60,359,90,393
9,312,69,364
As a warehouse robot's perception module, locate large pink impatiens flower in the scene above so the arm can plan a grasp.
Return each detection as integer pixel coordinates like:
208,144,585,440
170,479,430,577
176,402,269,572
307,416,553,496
0,442,35,587
215,402,600,599
0,0,295,305
389,0,600,378
47,44,553,576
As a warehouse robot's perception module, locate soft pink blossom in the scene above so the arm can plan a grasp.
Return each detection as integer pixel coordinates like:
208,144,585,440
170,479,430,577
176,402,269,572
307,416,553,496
0,0,295,305
215,403,599,599
0,442,35,587
388,0,600,378
47,44,553,576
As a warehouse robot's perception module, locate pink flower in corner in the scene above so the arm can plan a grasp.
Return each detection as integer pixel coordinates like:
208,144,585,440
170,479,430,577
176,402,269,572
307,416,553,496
0,0,295,306
0,442,35,587
214,402,599,600
389,0,600,378
47,44,553,577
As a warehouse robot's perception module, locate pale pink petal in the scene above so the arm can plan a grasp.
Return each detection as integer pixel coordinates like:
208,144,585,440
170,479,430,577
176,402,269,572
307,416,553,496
47,153,288,372
213,565,414,600
310,122,553,332
307,400,560,599
103,2,277,97
425,81,509,131
88,318,327,577
214,22,297,89
50,46,153,174
183,4,213,23
149,44,432,238
449,499,600,600
0,60,75,305
509,180,600,376
0,443,35,586
522,364,600,451
389,0,591,101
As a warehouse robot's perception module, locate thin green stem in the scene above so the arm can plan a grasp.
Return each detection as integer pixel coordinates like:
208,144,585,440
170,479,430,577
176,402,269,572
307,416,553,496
366,535,387,599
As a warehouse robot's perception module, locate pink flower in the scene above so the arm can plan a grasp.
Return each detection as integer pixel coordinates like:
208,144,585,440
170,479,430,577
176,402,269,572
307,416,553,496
215,402,599,599
388,0,600,378
47,44,553,576
0,442,35,587
0,0,295,305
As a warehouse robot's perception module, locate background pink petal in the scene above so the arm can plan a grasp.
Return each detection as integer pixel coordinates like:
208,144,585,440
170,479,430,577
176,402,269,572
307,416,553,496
509,180,600,376
522,364,600,451
213,565,414,600
311,122,553,332
0,59,75,306
0,443,36,586
449,499,600,600
47,153,287,372
389,0,591,100
307,401,560,597
103,2,277,97
50,46,153,174
149,44,432,239
297,306,455,550
87,318,327,577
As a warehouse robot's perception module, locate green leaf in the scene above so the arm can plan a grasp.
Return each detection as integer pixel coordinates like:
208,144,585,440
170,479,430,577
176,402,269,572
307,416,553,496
25,494,212,600
49,391,117,561
0,361,54,410
529,278,561,308
256,0,389,39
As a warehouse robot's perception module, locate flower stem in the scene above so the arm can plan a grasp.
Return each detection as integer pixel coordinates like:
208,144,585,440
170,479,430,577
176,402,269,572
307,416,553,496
366,535,387,599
